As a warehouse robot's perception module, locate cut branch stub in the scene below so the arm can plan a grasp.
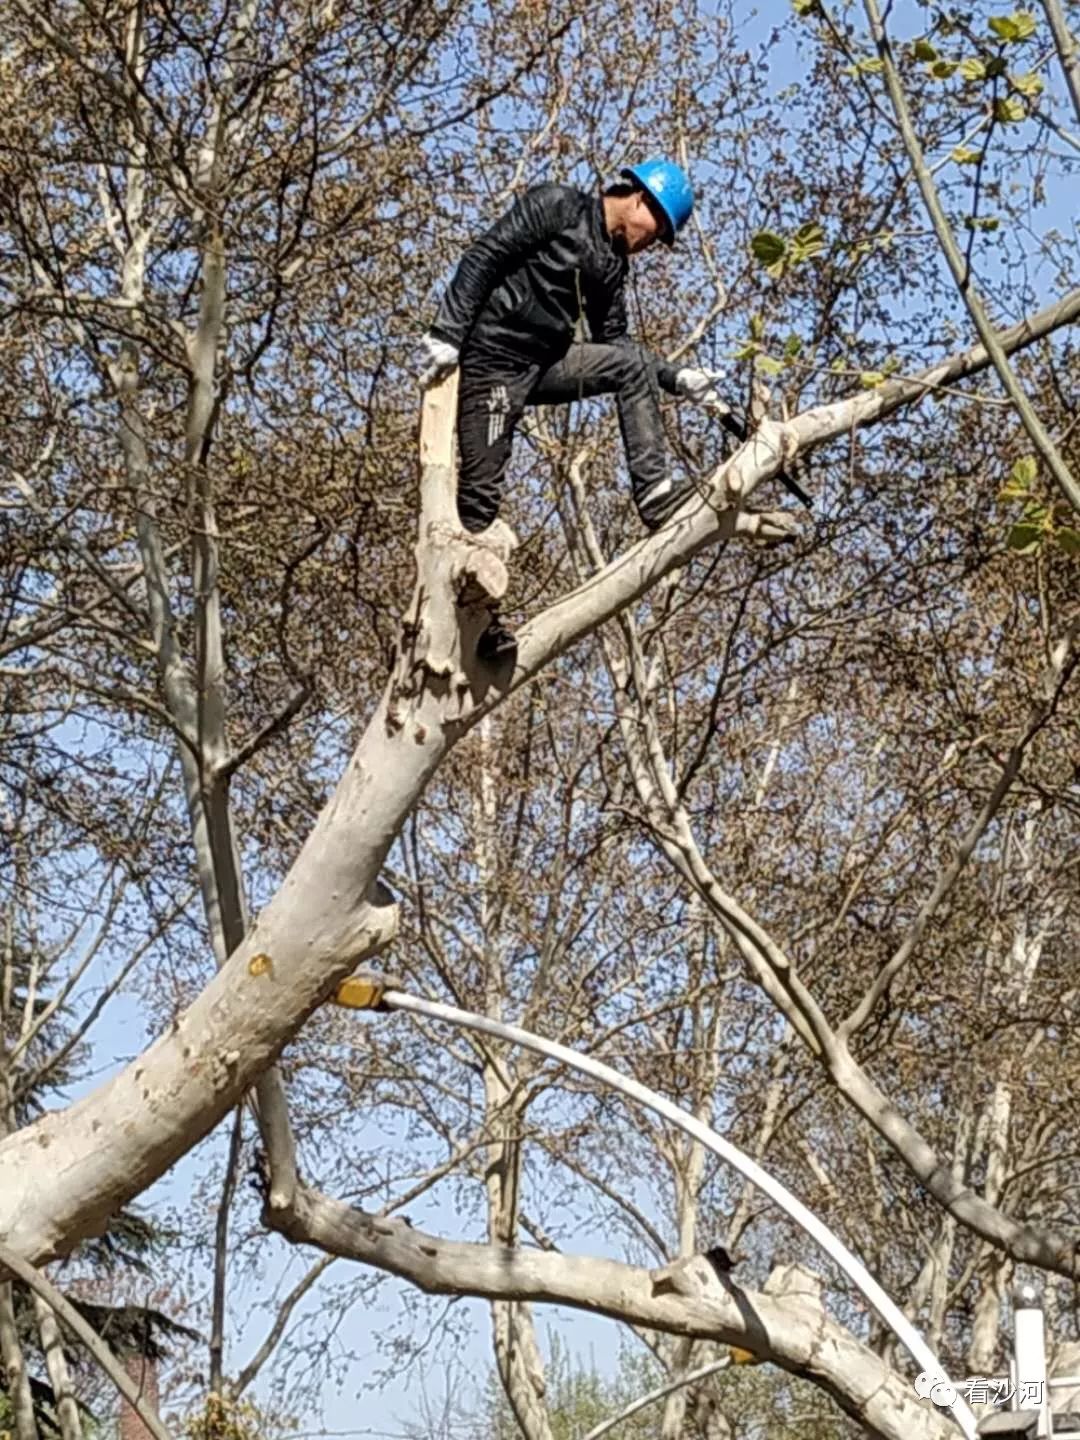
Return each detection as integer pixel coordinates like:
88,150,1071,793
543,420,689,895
390,372,519,730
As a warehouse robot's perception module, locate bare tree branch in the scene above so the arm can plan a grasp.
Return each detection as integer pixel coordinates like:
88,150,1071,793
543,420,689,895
863,0,1080,515
0,1240,174,1440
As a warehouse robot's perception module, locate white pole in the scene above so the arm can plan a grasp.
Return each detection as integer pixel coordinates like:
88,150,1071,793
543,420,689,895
1013,1282,1050,1436
382,990,978,1440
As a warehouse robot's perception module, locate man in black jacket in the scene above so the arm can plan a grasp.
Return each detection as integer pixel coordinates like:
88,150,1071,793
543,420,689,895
419,160,731,546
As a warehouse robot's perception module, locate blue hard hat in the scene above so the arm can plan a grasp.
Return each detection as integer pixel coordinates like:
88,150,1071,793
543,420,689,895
621,158,694,245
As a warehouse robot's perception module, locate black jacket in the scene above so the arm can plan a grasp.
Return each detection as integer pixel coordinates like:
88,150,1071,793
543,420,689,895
431,182,647,370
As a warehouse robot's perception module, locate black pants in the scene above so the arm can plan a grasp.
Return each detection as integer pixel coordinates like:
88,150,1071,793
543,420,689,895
455,342,670,533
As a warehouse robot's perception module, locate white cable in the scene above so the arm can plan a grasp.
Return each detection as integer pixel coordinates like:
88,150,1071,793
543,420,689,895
384,990,977,1440
580,1356,730,1440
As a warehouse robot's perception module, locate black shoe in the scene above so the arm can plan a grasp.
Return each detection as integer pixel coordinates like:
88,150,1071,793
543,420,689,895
637,475,698,531
477,617,518,664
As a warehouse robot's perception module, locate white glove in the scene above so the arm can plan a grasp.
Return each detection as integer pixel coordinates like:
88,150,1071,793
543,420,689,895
419,334,460,389
675,367,730,413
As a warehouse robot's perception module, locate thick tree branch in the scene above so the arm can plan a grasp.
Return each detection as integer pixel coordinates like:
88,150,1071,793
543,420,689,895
266,1184,953,1440
502,283,1080,702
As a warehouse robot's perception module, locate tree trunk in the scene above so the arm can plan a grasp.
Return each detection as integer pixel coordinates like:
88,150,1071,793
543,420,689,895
32,1292,83,1440
477,718,552,1440
0,1280,39,1440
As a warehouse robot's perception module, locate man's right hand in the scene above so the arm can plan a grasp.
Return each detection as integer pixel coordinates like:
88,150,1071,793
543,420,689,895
419,334,460,389
675,366,731,413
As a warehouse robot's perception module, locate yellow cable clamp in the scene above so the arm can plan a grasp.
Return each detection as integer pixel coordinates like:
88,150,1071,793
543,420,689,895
333,976,388,1011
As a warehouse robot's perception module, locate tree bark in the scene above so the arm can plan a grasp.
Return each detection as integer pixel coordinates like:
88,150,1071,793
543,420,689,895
0,1280,39,1440
33,1292,83,1440
1041,0,1080,126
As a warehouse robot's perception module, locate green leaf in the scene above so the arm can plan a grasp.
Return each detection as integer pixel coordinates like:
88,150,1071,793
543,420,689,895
765,259,786,280
989,10,1037,40
858,56,885,72
1006,521,1043,552
912,38,938,60
1010,69,1043,95
959,56,987,80
751,231,786,266
1011,10,1037,38
733,342,760,361
993,96,1025,121
859,370,886,388
791,0,819,15
986,55,1008,76
1057,527,1080,556
928,58,958,77
952,145,982,163
758,355,786,376
963,215,1000,230
1012,455,1038,487
793,221,824,245
749,312,765,340
999,457,1035,500
783,333,803,358
790,221,826,262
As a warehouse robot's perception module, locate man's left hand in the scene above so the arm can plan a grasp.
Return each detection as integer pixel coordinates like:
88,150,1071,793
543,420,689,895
418,334,460,389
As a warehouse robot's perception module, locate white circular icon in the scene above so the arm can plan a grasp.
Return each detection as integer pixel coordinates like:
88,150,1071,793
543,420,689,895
914,1371,958,1407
